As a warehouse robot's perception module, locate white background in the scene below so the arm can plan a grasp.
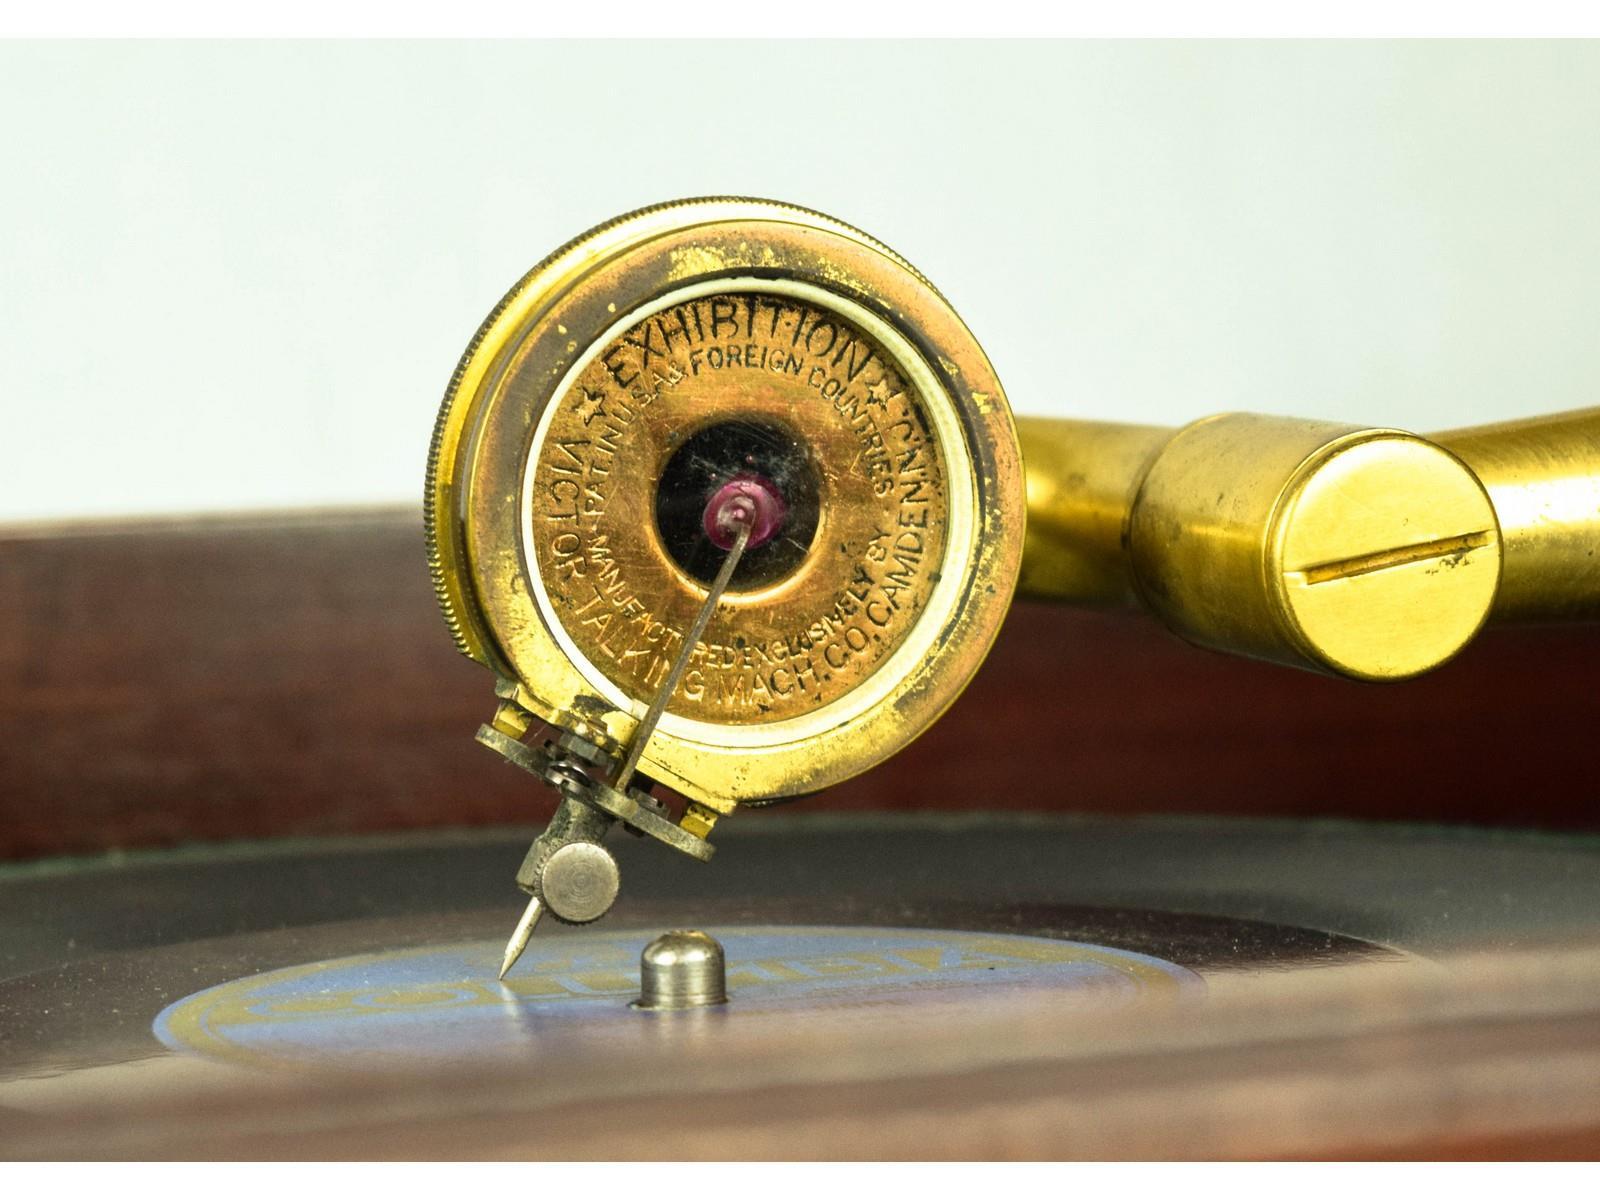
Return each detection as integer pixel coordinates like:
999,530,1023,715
3,40,1598,521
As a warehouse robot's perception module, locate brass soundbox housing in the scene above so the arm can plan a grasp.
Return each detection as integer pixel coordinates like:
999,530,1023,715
426,198,1024,814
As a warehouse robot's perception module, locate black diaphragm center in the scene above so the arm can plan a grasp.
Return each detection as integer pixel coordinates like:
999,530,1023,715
655,420,821,590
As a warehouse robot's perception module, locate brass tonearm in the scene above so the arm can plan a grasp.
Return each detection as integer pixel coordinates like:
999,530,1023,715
1019,408,1600,680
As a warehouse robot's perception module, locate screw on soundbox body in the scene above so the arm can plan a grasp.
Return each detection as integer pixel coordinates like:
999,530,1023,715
540,842,621,924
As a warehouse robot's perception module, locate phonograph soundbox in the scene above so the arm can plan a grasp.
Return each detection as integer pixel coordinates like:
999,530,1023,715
5,198,1600,1160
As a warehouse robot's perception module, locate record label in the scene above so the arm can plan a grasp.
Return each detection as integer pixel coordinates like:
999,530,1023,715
154,925,1200,1069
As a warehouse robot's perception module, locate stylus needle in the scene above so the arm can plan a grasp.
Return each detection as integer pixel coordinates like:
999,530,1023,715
499,895,543,981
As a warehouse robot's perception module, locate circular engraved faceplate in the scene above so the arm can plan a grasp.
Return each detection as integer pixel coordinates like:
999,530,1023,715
529,289,951,726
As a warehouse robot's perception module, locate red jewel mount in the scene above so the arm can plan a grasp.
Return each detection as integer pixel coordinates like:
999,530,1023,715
703,474,787,551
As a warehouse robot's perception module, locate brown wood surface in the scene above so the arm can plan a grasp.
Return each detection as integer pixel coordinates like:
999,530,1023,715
3,507,1599,861
8,941,1600,1159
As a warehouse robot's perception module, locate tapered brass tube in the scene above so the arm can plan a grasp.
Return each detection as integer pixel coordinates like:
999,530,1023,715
1016,408,1600,680
1433,408,1600,623
1018,418,1165,609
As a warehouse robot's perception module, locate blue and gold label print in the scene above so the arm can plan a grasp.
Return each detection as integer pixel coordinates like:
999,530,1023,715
155,925,1200,1069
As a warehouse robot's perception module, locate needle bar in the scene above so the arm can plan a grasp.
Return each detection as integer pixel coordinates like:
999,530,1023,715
497,518,751,981
612,520,751,795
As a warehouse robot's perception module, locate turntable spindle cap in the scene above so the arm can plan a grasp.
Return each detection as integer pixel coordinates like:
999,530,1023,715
634,930,728,1010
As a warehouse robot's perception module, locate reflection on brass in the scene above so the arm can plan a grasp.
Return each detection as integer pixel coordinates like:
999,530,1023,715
1019,408,1600,680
